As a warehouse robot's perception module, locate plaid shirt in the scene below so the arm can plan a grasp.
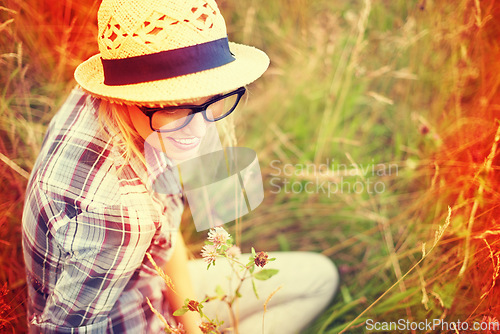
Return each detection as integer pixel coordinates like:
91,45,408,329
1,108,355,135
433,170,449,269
22,88,184,333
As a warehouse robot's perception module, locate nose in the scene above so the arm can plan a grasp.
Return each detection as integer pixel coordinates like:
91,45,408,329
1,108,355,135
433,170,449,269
184,112,208,137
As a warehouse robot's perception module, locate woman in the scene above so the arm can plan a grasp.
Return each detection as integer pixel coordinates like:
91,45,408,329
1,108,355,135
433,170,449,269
22,0,339,333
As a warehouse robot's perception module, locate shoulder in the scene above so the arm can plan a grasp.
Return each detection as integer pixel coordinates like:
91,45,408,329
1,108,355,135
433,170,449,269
30,87,123,210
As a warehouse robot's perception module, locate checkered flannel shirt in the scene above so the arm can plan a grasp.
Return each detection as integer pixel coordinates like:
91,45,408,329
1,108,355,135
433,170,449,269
22,87,184,333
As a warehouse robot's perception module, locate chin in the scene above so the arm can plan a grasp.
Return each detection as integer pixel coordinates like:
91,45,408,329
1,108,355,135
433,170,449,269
167,151,197,162
165,145,201,162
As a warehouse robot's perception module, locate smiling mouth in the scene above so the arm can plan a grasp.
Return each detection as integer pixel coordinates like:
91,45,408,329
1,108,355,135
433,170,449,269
167,136,201,148
171,137,199,144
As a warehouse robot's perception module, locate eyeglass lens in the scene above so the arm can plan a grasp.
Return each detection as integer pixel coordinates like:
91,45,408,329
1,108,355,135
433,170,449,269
151,92,241,132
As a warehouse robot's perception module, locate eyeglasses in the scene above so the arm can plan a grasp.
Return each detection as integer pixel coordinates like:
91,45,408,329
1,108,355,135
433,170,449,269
138,86,246,133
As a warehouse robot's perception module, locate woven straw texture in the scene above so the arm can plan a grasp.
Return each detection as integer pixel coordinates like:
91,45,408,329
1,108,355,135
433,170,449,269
74,0,269,106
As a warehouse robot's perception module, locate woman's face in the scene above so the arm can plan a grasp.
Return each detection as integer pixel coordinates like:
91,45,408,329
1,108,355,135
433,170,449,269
127,96,216,162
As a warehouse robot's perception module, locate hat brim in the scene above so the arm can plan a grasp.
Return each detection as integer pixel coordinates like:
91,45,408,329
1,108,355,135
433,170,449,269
74,42,269,106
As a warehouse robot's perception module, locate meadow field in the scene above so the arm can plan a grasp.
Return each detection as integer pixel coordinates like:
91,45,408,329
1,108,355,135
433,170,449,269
1,0,500,333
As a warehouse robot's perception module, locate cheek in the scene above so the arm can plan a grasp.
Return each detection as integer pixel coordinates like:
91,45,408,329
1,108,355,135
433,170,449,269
127,105,153,141
127,105,172,153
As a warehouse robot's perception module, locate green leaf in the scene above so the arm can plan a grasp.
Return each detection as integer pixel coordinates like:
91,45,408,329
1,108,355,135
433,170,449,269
236,290,242,298
206,260,216,270
215,285,225,297
252,278,260,299
173,307,188,316
251,247,256,257
249,265,255,274
254,269,279,281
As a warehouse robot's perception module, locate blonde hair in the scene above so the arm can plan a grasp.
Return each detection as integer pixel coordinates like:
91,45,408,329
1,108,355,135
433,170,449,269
96,98,146,167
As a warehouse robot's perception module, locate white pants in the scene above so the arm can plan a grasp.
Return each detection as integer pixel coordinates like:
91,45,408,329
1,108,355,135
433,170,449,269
188,252,339,334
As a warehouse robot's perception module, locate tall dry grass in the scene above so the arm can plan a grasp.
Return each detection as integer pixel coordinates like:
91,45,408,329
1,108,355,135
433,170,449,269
0,1,98,331
218,0,500,332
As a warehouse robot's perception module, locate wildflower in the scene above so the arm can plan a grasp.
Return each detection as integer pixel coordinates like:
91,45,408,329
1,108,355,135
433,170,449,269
170,323,186,334
201,244,218,265
419,124,429,135
199,321,218,334
254,251,269,267
207,227,231,249
226,245,241,258
187,300,200,312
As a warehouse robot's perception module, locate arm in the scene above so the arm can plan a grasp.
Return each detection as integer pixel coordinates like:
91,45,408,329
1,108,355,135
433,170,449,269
164,231,203,334
25,201,151,333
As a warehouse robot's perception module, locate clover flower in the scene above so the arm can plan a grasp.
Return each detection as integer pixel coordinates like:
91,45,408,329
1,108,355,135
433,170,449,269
186,300,200,312
171,323,185,334
201,244,218,265
207,227,231,249
199,321,218,334
254,251,269,267
226,245,241,258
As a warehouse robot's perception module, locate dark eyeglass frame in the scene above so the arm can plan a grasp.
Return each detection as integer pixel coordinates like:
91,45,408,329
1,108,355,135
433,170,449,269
138,86,246,133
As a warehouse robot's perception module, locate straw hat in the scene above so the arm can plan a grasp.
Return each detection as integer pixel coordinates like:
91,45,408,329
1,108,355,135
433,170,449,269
74,0,269,106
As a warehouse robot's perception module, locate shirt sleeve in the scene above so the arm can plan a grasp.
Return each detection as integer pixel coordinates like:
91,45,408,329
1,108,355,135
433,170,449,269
29,200,156,333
